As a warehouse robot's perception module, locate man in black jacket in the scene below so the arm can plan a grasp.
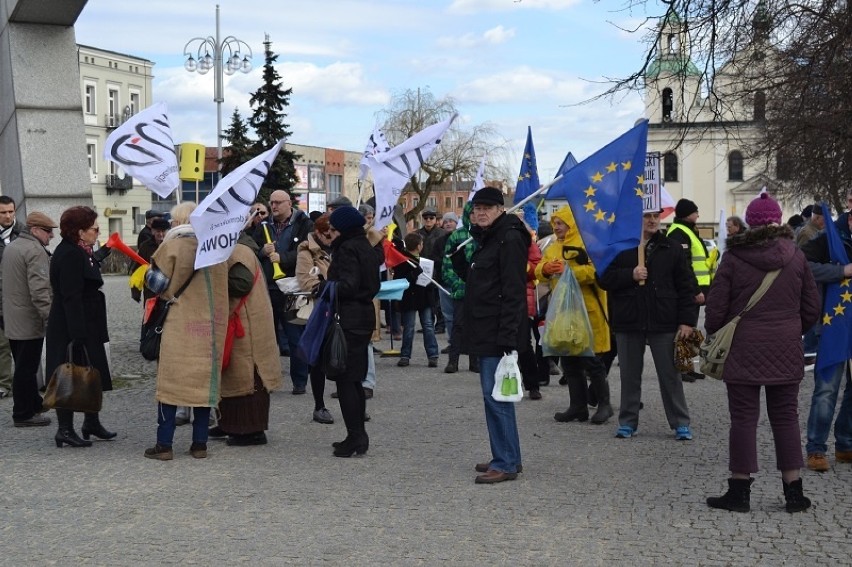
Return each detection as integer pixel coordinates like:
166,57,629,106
0,195,20,398
461,187,530,484
255,189,313,392
599,211,697,441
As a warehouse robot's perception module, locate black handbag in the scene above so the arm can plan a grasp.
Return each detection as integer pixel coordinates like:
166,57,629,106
140,270,196,361
42,343,102,413
321,289,347,377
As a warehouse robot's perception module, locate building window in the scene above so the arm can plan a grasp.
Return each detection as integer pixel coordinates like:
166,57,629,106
413,198,419,208
662,88,673,122
130,92,140,116
445,197,452,209
327,174,342,200
428,197,437,208
728,150,744,181
776,150,792,181
84,83,96,114
457,197,464,208
86,143,97,178
754,90,766,121
108,88,119,120
132,206,140,234
663,152,678,182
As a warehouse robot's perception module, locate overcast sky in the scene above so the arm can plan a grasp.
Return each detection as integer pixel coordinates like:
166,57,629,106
74,0,652,179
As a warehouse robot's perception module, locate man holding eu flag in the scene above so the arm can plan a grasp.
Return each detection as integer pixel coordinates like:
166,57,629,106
801,207,852,472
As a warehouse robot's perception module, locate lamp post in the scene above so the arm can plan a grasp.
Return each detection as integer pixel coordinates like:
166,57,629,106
183,4,252,167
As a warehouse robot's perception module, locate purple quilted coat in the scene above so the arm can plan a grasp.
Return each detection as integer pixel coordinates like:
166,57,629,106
705,225,820,385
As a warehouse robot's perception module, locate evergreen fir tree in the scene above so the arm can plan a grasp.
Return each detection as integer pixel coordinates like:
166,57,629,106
219,107,255,177
248,34,300,201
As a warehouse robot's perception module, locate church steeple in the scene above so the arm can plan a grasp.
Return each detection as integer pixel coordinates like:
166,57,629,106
753,0,772,41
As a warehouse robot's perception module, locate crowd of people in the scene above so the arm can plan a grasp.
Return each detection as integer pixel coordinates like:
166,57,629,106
1,186,850,503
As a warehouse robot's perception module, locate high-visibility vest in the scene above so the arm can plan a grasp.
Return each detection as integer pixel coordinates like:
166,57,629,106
667,223,711,286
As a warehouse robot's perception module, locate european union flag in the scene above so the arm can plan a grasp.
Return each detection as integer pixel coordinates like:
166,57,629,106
545,120,648,276
515,126,540,231
554,152,578,178
815,202,852,382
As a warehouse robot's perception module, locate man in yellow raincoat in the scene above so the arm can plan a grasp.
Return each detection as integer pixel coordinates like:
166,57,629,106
535,205,613,424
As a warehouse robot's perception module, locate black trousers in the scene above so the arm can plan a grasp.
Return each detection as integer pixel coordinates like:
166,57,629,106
9,338,45,421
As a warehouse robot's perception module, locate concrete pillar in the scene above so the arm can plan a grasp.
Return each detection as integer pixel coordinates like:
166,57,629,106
0,0,90,223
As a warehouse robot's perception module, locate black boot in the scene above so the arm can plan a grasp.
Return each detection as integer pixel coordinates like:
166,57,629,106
333,430,368,457
444,356,459,374
55,428,93,448
783,479,812,513
555,369,589,422
707,478,753,512
589,372,614,424
82,412,117,440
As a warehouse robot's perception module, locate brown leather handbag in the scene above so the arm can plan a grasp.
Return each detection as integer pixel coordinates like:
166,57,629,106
42,343,102,413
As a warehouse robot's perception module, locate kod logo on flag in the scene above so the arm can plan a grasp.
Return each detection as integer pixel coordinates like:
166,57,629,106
103,102,179,198
190,140,285,270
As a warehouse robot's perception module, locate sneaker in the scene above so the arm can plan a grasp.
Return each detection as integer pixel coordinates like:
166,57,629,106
397,357,410,367
13,415,51,427
615,425,637,439
428,357,439,368
675,425,693,441
313,408,334,424
807,453,830,472
836,450,852,463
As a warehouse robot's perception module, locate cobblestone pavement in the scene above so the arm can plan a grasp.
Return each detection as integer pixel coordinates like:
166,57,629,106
1,275,850,565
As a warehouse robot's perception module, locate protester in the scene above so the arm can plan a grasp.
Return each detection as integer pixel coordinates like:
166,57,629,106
537,205,613,424
213,237,282,447
324,206,381,457
796,205,825,247
801,211,852,472
45,206,115,448
394,232,440,368
417,208,447,334
244,201,270,239
0,195,20,399
137,209,164,250
295,213,335,424
434,212,458,349
3,212,56,427
725,216,747,236
599,210,697,440
459,187,530,484
517,217,545,400
255,189,313,390
705,192,820,513
443,204,478,374
143,202,230,460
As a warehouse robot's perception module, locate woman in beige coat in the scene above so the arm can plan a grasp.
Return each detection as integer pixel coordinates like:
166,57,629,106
295,213,334,424
143,202,230,461
213,237,282,446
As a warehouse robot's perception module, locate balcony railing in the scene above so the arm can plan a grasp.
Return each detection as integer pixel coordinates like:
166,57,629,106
105,174,133,193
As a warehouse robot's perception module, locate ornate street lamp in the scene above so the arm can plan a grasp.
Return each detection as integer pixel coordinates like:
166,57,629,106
183,4,252,167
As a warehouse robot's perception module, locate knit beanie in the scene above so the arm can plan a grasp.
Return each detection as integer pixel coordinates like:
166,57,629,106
329,205,365,232
675,198,698,219
745,193,782,227
471,187,504,206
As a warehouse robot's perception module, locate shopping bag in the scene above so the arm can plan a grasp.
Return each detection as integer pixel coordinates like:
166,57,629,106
295,282,336,367
541,268,594,357
491,350,523,403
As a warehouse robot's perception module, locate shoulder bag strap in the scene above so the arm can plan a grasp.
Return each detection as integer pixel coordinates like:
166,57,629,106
739,268,781,315
171,270,198,301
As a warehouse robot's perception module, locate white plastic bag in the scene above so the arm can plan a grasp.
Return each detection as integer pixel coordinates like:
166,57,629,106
491,350,524,403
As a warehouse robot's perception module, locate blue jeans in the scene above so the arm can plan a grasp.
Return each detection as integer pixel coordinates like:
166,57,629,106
806,361,852,454
157,403,212,447
400,307,439,359
478,355,522,473
439,291,455,343
363,344,376,390
283,321,309,389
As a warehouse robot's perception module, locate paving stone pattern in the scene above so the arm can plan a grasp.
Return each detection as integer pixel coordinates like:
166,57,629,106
1,276,850,565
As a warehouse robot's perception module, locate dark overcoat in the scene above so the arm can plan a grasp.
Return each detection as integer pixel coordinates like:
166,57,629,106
45,238,112,391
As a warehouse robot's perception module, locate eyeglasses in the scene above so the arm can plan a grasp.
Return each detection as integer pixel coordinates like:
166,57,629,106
253,209,268,216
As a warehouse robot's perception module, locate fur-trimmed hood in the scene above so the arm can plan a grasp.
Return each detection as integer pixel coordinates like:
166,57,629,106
725,224,796,272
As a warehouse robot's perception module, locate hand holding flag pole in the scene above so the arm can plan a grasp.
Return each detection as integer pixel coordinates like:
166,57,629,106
448,174,563,256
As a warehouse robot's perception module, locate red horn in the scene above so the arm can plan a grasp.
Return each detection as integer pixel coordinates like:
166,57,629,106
106,232,148,266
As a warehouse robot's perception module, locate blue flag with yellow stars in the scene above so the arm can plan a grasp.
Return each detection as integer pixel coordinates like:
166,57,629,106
554,152,578,178
545,120,649,276
514,126,540,231
815,202,852,382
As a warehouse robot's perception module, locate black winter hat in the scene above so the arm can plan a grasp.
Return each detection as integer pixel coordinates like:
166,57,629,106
470,187,504,206
329,205,365,232
675,198,698,219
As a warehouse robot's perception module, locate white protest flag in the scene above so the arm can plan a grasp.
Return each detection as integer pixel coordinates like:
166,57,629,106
365,113,458,230
190,140,285,270
103,102,179,198
468,154,487,201
359,127,390,180
717,208,728,254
